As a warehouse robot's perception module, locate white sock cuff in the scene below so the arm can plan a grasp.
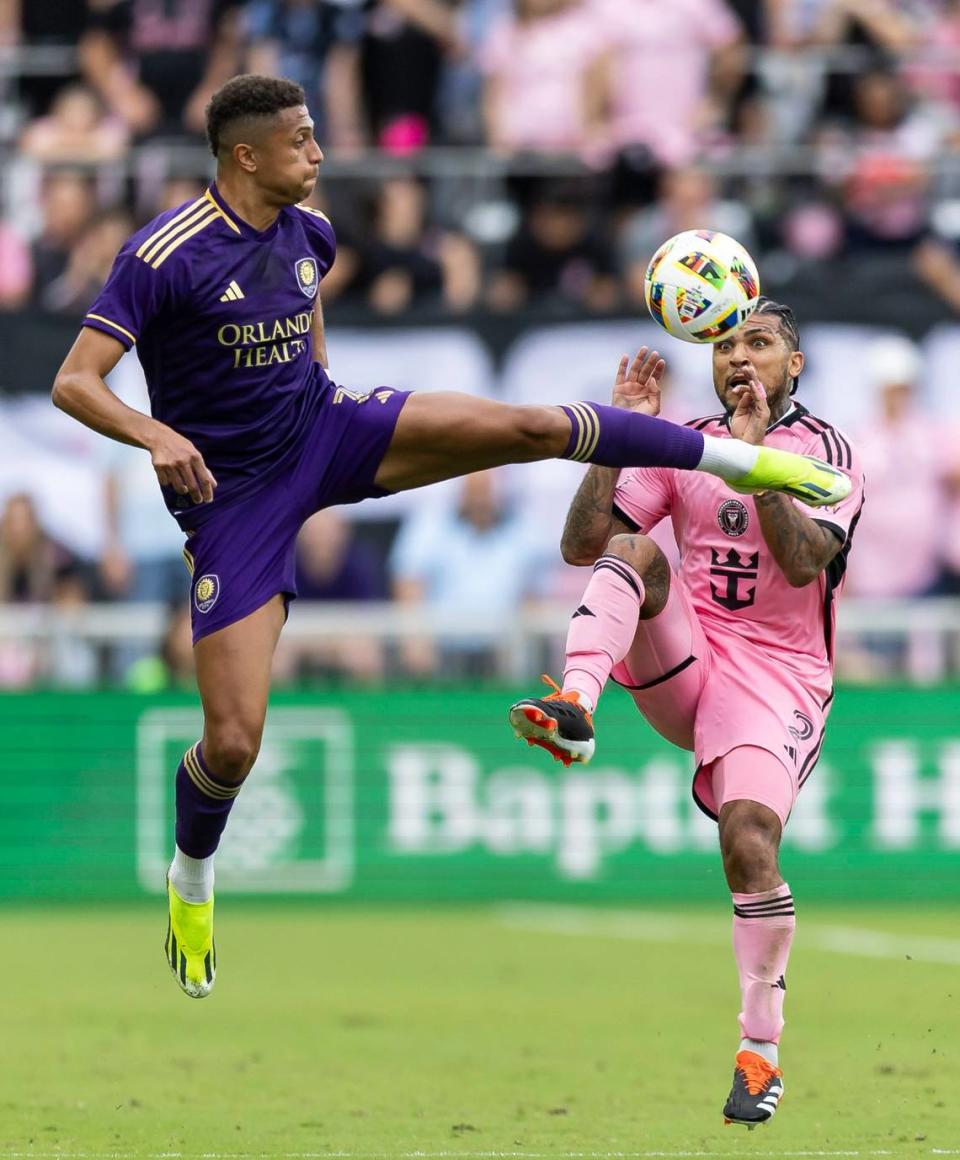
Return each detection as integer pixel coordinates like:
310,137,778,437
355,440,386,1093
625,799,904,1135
739,1037,779,1066
169,846,215,904
696,434,759,481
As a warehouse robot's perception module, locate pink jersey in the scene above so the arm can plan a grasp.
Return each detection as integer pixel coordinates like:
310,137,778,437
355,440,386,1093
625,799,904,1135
612,403,865,706
589,0,742,163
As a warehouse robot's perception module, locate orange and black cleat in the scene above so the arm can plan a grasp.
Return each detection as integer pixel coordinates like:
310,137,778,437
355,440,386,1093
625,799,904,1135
723,1050,784,1129
508,676,595,766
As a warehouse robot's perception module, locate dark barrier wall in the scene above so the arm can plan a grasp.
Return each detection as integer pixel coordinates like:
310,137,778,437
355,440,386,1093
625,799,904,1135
1,260,955,397
1,685,958,901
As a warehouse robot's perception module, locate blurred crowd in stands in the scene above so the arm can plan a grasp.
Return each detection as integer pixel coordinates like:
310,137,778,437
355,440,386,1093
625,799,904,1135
2,0,960,688
7,0,960,315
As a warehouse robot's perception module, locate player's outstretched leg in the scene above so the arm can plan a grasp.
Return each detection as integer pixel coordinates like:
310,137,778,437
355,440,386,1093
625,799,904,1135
510,541,660,764
165,596,285,998
556,402,851,507
717,786,794,1128
374,391,852,507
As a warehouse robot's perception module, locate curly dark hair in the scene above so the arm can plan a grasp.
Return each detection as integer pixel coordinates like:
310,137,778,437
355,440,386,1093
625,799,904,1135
205,74,306,157
752,296,799,352
752,296,802,393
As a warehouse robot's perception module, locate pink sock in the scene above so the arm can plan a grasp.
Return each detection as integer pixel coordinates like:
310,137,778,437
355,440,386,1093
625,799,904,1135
562,554,645,707
732,883,795,1044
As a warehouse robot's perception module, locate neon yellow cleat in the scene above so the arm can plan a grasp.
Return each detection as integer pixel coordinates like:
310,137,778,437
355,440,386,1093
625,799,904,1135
165,878,216,999
730,446,851,507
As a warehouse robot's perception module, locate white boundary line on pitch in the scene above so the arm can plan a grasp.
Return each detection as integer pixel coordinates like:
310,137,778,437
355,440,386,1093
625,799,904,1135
495,904,960,965
5,1153,960,1159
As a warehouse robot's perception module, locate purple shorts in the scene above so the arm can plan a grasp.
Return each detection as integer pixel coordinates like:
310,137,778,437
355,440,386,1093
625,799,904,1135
181,383,410,643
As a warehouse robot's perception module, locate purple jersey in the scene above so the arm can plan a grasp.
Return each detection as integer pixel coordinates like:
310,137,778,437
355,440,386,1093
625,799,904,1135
84,183,336,520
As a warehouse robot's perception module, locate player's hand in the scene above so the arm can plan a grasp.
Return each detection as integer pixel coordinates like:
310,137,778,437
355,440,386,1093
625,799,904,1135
612,347,665,416
147,424,217,504
729,376,770,445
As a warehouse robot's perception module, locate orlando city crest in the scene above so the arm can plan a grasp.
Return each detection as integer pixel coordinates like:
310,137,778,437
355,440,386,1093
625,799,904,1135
295,256,318,298
717,498,749,537
194,573,220,614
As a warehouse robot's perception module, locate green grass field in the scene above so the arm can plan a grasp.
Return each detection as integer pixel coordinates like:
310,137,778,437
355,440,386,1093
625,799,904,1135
3,903,960,1159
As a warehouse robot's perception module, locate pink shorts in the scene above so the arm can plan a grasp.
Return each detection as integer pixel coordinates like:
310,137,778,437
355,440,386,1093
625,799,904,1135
609,579,831,828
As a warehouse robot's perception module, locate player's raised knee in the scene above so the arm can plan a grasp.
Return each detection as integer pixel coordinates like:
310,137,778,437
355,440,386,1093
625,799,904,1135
605,532,661,571
202,726,261,782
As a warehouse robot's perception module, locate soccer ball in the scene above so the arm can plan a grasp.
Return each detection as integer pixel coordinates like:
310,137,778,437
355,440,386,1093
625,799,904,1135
644,230,760,344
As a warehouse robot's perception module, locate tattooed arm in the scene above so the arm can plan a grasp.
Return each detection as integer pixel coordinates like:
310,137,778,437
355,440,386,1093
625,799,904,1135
561,465,633,564
729,377,844,586
562,346,666,565
754,491,843,587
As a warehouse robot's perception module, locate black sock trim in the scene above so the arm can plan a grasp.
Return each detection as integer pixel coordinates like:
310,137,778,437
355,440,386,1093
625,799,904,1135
734,905,796,919
593,555,643,599
611,502,640,533
734,897,796,919
735,895,794,908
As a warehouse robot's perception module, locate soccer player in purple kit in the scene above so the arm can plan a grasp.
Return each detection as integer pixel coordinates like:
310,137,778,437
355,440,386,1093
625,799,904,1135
51,75,850,999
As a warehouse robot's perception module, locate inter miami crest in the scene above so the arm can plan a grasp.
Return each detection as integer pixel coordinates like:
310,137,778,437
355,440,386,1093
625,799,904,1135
717,498,749,537
295,256,318,298
194,574,220,614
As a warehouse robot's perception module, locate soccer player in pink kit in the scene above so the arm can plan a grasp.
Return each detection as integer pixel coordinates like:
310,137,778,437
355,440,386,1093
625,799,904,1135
509,299,864,1128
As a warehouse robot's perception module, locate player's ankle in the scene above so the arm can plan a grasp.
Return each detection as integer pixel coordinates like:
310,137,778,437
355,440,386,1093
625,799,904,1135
169,846,215,904
696,434,759,482
739,1038,778,1066
560,669,599,712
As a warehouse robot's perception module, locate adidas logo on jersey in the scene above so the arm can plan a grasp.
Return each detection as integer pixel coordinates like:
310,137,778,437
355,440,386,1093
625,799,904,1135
219,280,244,302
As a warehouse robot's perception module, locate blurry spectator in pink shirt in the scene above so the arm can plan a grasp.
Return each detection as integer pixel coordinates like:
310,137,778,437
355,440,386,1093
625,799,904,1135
845,335,949,600
479,0,612,156
19,83,129,165
591,0,744,167
0,223,31,310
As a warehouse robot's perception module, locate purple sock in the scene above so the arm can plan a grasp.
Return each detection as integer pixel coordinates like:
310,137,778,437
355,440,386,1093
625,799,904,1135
175,742,241,859
560,402,704,469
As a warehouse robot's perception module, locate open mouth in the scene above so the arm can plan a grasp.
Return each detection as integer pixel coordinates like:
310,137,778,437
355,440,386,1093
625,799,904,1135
727,373,753,388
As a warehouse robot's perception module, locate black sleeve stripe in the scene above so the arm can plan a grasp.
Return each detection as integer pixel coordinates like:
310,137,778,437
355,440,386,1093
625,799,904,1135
821,499,864,661
813,518,846,543
804,411,855,470
802,414,840,448
818,432,834,464
814,424,849,469
834,429,853,469
685,414,723,430
611,502,640,533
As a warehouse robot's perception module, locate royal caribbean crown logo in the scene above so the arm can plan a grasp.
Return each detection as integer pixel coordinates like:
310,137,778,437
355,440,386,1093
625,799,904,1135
295,257,318,298
194,574,220,614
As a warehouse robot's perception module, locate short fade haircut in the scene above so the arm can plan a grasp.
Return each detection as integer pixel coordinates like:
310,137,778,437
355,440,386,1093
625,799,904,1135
752,296,802,393
205,74,306,158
